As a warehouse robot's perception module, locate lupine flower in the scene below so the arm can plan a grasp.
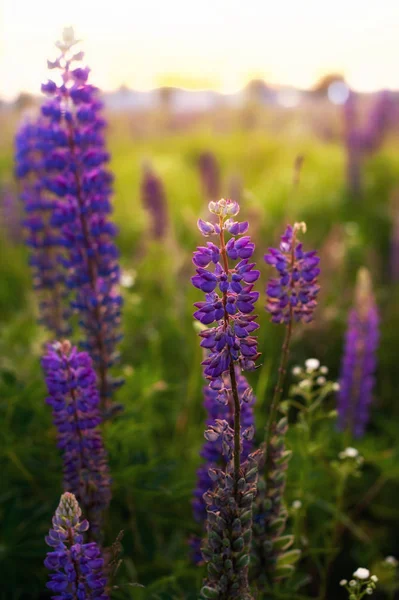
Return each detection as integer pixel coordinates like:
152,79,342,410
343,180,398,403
40,28,123,410
264,223,320,324
192,198,260,598
42,340,111,535
337,268,379,437
362,91,394,153
193,199,260,380
198,152,221,202
191,370,256,563
140,163,168,239
14,120,71,336
45,492,109,599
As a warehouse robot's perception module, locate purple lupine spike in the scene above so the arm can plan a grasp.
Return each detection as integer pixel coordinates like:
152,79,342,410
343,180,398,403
362,90,394,153
337,269,380,438
141,163,168,239
192,198,260,599
191,370,256,563
39,28,123,412
264,222,320,324
42,340,111,535
198,152,221,202
45,492,109,599
14,120,71,336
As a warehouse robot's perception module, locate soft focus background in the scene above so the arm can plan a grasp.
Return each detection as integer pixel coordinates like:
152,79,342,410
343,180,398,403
1,2,399,599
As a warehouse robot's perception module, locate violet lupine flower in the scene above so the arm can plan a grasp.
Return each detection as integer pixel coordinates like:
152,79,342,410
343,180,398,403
362,90,394,153
192,199,260,380
40,28,122,410
42,340,111,535
337,269,380,437
14,120,71,336
141,163,168,239
264,223,320,324
198,152,221,202
45,492,108,599
192,198,260,599
191,371,256,563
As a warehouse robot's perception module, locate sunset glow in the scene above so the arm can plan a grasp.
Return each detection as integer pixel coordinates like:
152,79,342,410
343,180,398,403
1,0,399,100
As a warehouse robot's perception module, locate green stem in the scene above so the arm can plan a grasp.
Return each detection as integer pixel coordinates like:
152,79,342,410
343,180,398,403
263,314,293,466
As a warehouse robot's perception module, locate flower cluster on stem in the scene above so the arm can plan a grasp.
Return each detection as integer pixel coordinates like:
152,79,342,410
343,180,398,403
337,268,379,437
141,162,168,239
39,28,123,411
45,492,109,599
192,198,260,598
42,340,111,536
15,120,71,336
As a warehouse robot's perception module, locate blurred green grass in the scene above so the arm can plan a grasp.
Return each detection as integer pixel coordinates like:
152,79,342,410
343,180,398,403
0,116,399,599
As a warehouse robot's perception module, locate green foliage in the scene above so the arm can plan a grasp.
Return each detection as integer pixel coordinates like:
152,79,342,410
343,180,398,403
0,119,398,598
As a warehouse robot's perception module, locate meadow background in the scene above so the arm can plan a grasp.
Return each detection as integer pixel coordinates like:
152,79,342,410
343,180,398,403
1,94,399,600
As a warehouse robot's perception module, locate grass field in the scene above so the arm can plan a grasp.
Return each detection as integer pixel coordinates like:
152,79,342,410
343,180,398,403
1,110,399,599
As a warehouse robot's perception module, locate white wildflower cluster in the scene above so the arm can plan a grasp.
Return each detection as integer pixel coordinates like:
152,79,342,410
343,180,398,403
339,447,364,467
340,568,378,598
291,358,339,395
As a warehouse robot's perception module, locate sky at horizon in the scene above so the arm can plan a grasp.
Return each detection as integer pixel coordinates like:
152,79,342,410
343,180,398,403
1,0,399,100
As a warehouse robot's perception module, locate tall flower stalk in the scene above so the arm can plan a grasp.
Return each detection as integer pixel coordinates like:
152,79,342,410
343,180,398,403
192,198,261,599
40,28,122,412
45,492,109,599
15,120,70,336
140,163,168,239
337,268,379,437
252,223,320,586
263,223,320,461
42,340,111,536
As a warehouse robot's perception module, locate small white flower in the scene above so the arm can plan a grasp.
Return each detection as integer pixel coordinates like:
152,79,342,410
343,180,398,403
384,555,398,567
366,588,373,595
340,579,348,586
121,271,135,288
349,580,356,587
305,358,320,372
320,366,329,374
370,575,378,582
344,447,359,458
317,376,326,385
299,379,311,389
292,366,302,376
292,500,302,510
353,568,370,580
332,382,340,391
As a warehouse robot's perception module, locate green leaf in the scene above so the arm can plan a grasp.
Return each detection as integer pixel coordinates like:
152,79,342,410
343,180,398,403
276,549,301,566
